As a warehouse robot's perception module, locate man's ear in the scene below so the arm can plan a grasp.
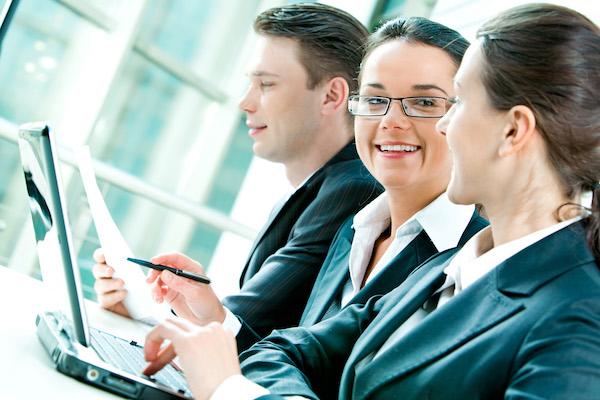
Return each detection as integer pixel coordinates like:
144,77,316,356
321,76,350,115
498,105,537,157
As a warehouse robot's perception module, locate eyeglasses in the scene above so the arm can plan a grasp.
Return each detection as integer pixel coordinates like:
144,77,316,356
348,95,453,118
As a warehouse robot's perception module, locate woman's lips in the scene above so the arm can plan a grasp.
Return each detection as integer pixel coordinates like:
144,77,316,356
376,144,421,158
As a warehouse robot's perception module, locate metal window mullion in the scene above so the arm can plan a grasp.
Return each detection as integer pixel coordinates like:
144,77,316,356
53,0,116,31
133,40,228,103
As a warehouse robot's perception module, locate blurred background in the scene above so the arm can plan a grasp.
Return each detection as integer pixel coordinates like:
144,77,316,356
0,0,597,300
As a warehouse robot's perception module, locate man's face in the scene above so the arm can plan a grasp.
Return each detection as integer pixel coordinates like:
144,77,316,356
239,36,323,164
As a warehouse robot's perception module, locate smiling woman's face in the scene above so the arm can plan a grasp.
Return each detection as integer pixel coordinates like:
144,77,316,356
355,40,456,195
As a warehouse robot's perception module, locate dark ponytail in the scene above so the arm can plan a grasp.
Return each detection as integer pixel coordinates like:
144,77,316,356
476,4,600,259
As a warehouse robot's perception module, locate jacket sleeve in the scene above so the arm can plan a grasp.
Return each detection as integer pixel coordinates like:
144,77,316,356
239,295,383,400
224,171,381,353
506,297,600,399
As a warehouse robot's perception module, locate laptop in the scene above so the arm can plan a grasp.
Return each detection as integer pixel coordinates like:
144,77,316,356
17,122,191,399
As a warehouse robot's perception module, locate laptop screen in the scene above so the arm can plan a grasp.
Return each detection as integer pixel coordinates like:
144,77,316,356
18,122,90,346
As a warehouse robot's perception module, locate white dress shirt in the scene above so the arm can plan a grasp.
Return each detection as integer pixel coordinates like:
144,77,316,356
342,191,475,306
373,216,582,359
210,192,475,400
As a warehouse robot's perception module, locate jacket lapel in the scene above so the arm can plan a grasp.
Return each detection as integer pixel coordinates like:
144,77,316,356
302,233,353,325
239,142,360,285
240,185,306,282
339,251,456,399
353,272,523,399
350,231,437,306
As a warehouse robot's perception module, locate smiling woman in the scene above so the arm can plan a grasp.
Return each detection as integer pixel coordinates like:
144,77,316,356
354,40,455,200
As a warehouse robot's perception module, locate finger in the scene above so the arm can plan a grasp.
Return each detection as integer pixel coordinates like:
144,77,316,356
97,289,127,308
143,343,177,376
93,248,106,263
145,269,161,284
144,319,185,361
159,270,205,295
92,262,114,279
151,252,206,274
94,277,124,294
150,280,167,303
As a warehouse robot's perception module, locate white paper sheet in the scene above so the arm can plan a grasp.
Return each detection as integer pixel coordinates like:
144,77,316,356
76,146,171,324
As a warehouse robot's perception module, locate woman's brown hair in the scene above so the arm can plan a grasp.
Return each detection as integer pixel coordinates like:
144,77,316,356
477,3,600,258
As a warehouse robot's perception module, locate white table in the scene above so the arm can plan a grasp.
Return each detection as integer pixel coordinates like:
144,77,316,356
0,266,152,399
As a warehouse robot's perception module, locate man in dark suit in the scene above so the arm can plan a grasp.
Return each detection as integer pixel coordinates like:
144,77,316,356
92,3,382,352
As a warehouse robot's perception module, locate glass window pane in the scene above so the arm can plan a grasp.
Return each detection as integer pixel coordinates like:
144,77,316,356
0,0,100,122
89,52,226,191
135,0,262,85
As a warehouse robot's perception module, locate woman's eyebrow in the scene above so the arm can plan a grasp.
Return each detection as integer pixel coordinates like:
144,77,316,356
412,84,448,96
361,82,385,90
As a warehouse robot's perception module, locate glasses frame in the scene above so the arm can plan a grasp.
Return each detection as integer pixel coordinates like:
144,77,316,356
348,95,452,118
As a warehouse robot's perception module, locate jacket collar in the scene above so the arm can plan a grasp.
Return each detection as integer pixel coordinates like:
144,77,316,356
496,220,595,295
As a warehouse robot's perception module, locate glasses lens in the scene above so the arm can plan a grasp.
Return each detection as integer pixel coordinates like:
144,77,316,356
350,96,389,116
403,97,448,117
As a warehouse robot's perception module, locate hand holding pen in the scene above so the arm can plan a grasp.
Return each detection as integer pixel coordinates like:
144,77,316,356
141,252,227,326
128,257,210,284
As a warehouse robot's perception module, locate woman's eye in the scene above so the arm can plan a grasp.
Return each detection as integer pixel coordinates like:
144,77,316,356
416,98,436,107
366,97,386,105
260,82,275,88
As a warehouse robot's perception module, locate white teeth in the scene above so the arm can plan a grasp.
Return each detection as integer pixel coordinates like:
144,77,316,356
379,144,419,152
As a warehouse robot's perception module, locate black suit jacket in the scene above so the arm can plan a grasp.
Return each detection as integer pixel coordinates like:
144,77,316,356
299,211,488,327
222,142,382,352
242,221,600,399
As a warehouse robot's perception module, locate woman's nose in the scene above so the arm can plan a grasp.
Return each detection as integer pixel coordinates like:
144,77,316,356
380,100,411,130
435,106,453,135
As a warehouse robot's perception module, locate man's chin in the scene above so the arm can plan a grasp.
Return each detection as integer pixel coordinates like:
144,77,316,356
252,143,276,161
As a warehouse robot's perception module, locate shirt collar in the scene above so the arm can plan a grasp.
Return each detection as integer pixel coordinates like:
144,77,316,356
353,191,475,252
410,192,474,252
352,192,391,228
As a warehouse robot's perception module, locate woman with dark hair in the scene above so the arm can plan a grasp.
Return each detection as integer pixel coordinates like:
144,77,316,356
143,4,600,399
299,16,486,330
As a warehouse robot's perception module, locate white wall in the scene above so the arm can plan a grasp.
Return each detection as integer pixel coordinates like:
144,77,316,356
431,0,599,40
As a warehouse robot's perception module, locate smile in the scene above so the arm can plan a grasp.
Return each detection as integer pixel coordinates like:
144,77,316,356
376,144,420,152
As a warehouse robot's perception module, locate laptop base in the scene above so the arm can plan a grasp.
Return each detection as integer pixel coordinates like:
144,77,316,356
36,312,189,399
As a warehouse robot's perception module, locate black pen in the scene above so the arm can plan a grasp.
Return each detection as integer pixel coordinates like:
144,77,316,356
127,257,211,284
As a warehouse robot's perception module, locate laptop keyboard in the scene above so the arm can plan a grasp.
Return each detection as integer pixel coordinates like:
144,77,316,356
90,327,190,396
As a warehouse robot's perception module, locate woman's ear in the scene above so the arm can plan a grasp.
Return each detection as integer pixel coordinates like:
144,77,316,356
321,76,350,115
498,105,537,157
